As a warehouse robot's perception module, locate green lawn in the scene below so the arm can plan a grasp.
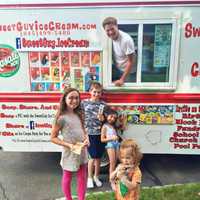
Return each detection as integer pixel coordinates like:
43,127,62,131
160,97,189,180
86,183,200,200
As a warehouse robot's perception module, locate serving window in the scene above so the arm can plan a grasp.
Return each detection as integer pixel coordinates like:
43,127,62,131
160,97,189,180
103,18,180,90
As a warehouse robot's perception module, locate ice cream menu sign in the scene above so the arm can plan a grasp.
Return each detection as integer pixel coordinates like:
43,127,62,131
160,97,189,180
153,24,172,68
29,51,101,92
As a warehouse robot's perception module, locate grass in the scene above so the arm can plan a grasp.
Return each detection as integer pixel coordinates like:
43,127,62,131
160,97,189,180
86,183,200,200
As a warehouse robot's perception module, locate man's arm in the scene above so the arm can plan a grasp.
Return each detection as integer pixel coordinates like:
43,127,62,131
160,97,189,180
114,53,135,86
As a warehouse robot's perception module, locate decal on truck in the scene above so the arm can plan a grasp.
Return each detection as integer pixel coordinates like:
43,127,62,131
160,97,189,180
0,44,20,77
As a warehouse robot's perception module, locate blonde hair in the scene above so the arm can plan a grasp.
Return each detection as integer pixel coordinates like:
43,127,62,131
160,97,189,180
119,139,143,166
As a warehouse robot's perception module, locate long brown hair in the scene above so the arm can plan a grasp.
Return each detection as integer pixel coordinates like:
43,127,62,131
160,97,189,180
55,87,83,123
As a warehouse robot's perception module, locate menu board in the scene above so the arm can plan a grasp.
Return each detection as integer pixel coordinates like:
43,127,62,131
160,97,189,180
29,51,101,92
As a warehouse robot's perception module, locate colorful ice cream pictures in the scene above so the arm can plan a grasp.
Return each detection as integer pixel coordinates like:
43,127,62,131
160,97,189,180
29,51,102,92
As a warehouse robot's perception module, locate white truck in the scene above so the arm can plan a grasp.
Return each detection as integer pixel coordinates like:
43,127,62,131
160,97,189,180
0,0,200,154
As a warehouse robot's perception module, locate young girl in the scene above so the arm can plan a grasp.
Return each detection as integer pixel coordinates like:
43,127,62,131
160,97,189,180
101,108,120,180
110,139,143,200
51,87,88,200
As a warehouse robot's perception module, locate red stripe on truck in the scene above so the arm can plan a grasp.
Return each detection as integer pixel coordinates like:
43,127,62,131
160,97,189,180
0,93,200,103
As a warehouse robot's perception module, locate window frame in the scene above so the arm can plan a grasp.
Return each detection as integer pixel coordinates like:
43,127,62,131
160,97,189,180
103,17,180,90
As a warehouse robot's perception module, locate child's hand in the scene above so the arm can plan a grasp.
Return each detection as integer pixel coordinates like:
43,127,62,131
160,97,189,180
108,135,118,141
117,168,126,179
124,164,134,169
83,138,90,147
116,165,126,179
112,135,119,141
71,142,84,155
116,164,124,171
107,135,118,142
97,113,104,121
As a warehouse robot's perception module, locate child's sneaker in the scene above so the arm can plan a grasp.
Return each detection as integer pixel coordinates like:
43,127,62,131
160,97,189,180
87,177,94,189
93,176,102,187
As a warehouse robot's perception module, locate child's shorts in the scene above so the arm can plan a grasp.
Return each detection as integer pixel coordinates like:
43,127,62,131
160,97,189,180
88,135,105,159
105,141,120,149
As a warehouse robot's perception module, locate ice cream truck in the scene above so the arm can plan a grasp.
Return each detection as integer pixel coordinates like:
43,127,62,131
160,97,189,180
0,0,200,155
